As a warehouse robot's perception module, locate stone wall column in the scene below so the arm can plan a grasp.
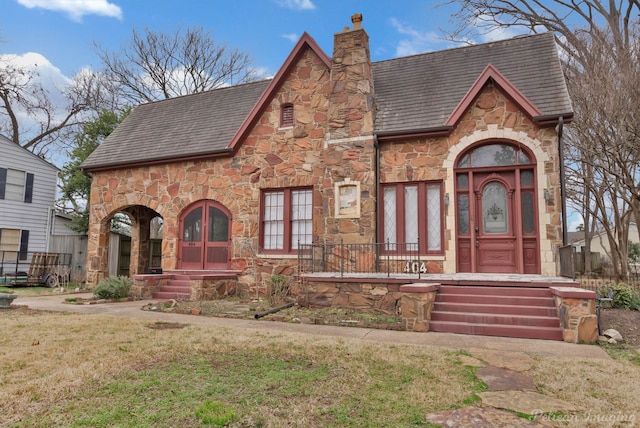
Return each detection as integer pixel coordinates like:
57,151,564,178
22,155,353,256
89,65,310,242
399,283,440,332
551,287,597,343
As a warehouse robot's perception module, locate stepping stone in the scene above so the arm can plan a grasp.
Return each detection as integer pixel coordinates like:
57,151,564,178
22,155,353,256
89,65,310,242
425,406,547,427
480,390,579,415
470,349,536,372
476,366,537,391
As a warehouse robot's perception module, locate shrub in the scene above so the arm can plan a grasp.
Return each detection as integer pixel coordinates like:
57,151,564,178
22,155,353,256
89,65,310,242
93,276,132,300
268,274,290,306
610,283,640,311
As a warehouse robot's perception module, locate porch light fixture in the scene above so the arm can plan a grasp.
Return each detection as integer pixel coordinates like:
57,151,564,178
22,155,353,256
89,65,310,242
444,193,450,206
544,189,552,203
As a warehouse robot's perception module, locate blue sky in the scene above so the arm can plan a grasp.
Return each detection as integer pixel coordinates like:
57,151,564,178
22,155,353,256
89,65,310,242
0,0,521,78
0,0,583,229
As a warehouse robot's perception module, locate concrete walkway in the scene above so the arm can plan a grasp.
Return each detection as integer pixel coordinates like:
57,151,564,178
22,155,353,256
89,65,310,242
15,293,609,360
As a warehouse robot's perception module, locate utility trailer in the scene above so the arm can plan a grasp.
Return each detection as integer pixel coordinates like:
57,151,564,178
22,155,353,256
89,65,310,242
0,251,72,287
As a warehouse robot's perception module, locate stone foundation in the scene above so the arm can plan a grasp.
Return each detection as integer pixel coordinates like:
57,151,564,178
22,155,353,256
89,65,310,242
130,275,170,299
298,279,403,315
193,277,237,300
550,287,597,343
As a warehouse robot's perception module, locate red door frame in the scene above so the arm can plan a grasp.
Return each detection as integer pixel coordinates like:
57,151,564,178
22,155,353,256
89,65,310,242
178,200,231,270
455,142,540,274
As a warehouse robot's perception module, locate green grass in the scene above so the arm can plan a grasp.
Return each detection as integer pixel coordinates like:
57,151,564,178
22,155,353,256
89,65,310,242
601,343,640,366
11,346,478,427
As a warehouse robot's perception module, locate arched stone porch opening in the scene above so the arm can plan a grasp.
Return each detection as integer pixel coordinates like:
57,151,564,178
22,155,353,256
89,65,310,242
86,205,162,287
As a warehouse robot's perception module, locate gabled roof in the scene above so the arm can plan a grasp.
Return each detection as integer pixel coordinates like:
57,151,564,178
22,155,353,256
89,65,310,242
373,32,572,136
82,31,572,171
0,133,60,171
81,79,271,171
227,32,331,153
444,64,542,127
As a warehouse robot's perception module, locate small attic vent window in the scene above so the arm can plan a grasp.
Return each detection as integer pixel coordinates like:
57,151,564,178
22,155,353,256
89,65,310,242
280,104,294,128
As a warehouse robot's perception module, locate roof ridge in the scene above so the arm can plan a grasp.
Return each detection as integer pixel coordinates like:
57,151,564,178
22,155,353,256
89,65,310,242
372,32,553,66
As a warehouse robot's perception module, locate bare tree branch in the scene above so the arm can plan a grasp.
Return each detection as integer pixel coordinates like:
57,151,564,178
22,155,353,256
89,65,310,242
94,26,258,105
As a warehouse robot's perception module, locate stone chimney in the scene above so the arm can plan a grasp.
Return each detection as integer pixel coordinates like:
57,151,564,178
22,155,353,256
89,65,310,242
319,14,377,247
327,13,375,141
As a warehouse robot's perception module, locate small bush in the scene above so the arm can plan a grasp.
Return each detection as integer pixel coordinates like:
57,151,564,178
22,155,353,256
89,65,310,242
268,274,290,306
610,283,640,310
93,276,132,300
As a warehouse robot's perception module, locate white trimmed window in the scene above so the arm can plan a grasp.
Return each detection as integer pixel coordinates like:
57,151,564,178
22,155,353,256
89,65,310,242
261,188,312,253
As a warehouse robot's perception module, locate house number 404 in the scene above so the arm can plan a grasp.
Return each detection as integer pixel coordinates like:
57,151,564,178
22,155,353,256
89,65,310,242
404,261,427,274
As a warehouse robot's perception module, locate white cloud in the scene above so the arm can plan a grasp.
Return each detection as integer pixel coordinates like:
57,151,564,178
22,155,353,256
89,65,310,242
281,33,299,43
390,18,450,56
0,52,73,145
472,14,527,43
17,0,122,22
274,0,315,10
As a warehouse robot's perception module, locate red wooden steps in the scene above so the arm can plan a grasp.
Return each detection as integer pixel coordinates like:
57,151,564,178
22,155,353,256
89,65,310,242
429,285,563,341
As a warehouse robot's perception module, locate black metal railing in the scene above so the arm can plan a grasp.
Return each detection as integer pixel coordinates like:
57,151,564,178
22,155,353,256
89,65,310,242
298,240,430,278
0,251,72,285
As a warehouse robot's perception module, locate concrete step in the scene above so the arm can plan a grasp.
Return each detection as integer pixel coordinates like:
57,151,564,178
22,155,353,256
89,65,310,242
428,320,563,341
430,311,561,327
438,285,552,298
433,302,558,317
437,293,555,307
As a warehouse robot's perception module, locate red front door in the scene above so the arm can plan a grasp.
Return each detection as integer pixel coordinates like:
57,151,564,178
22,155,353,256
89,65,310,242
475,176,517,273
455,142,540,274
178,201,231,270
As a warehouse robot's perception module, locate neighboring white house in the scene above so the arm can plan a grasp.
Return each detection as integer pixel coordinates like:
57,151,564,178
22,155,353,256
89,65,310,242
572,222,640,257
0,134,59,257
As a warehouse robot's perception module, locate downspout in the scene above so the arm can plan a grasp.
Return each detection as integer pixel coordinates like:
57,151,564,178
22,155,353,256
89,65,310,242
557,116,568,246
374,135,380,260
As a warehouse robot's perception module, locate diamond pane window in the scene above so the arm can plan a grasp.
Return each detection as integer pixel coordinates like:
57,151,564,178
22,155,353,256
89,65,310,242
381,182,443,254
427,184,441,251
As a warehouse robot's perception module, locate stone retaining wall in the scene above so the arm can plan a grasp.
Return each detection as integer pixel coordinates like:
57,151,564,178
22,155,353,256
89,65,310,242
299,279,402,315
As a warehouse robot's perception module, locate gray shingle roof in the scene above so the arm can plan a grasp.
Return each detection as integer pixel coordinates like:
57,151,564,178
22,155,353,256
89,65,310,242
82,32,571,170
82,80,271,170
373,32,572,134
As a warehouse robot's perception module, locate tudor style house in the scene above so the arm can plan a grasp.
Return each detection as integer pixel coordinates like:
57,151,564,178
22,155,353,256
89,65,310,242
82,16,573,303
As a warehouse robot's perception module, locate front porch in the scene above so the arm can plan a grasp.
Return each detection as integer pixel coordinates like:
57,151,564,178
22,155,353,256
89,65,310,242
298,272,597,343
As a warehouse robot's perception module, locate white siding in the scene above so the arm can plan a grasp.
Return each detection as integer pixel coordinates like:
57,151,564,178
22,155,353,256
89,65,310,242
0,135,58,254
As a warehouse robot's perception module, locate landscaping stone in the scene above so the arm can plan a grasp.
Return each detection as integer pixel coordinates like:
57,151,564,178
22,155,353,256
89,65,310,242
602,328,623,342
470,349,536,372
425,406,547,427
476,366,537,391
479,390,579,415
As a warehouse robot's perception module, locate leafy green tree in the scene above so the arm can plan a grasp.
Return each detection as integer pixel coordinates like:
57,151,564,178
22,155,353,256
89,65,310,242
58,107,131,233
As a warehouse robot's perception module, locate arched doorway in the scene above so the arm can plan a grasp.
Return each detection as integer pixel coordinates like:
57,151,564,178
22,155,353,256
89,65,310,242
455,142,539,273
178,200,231,270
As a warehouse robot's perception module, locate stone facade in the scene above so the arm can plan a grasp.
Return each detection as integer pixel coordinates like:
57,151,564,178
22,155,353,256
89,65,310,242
84,17,566,296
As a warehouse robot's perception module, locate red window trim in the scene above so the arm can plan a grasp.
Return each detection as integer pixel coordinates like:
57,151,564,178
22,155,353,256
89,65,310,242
379,181,444,255
259,186,312,255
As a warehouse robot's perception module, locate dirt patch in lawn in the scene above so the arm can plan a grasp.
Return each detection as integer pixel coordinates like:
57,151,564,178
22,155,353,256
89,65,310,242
600,308,640,347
